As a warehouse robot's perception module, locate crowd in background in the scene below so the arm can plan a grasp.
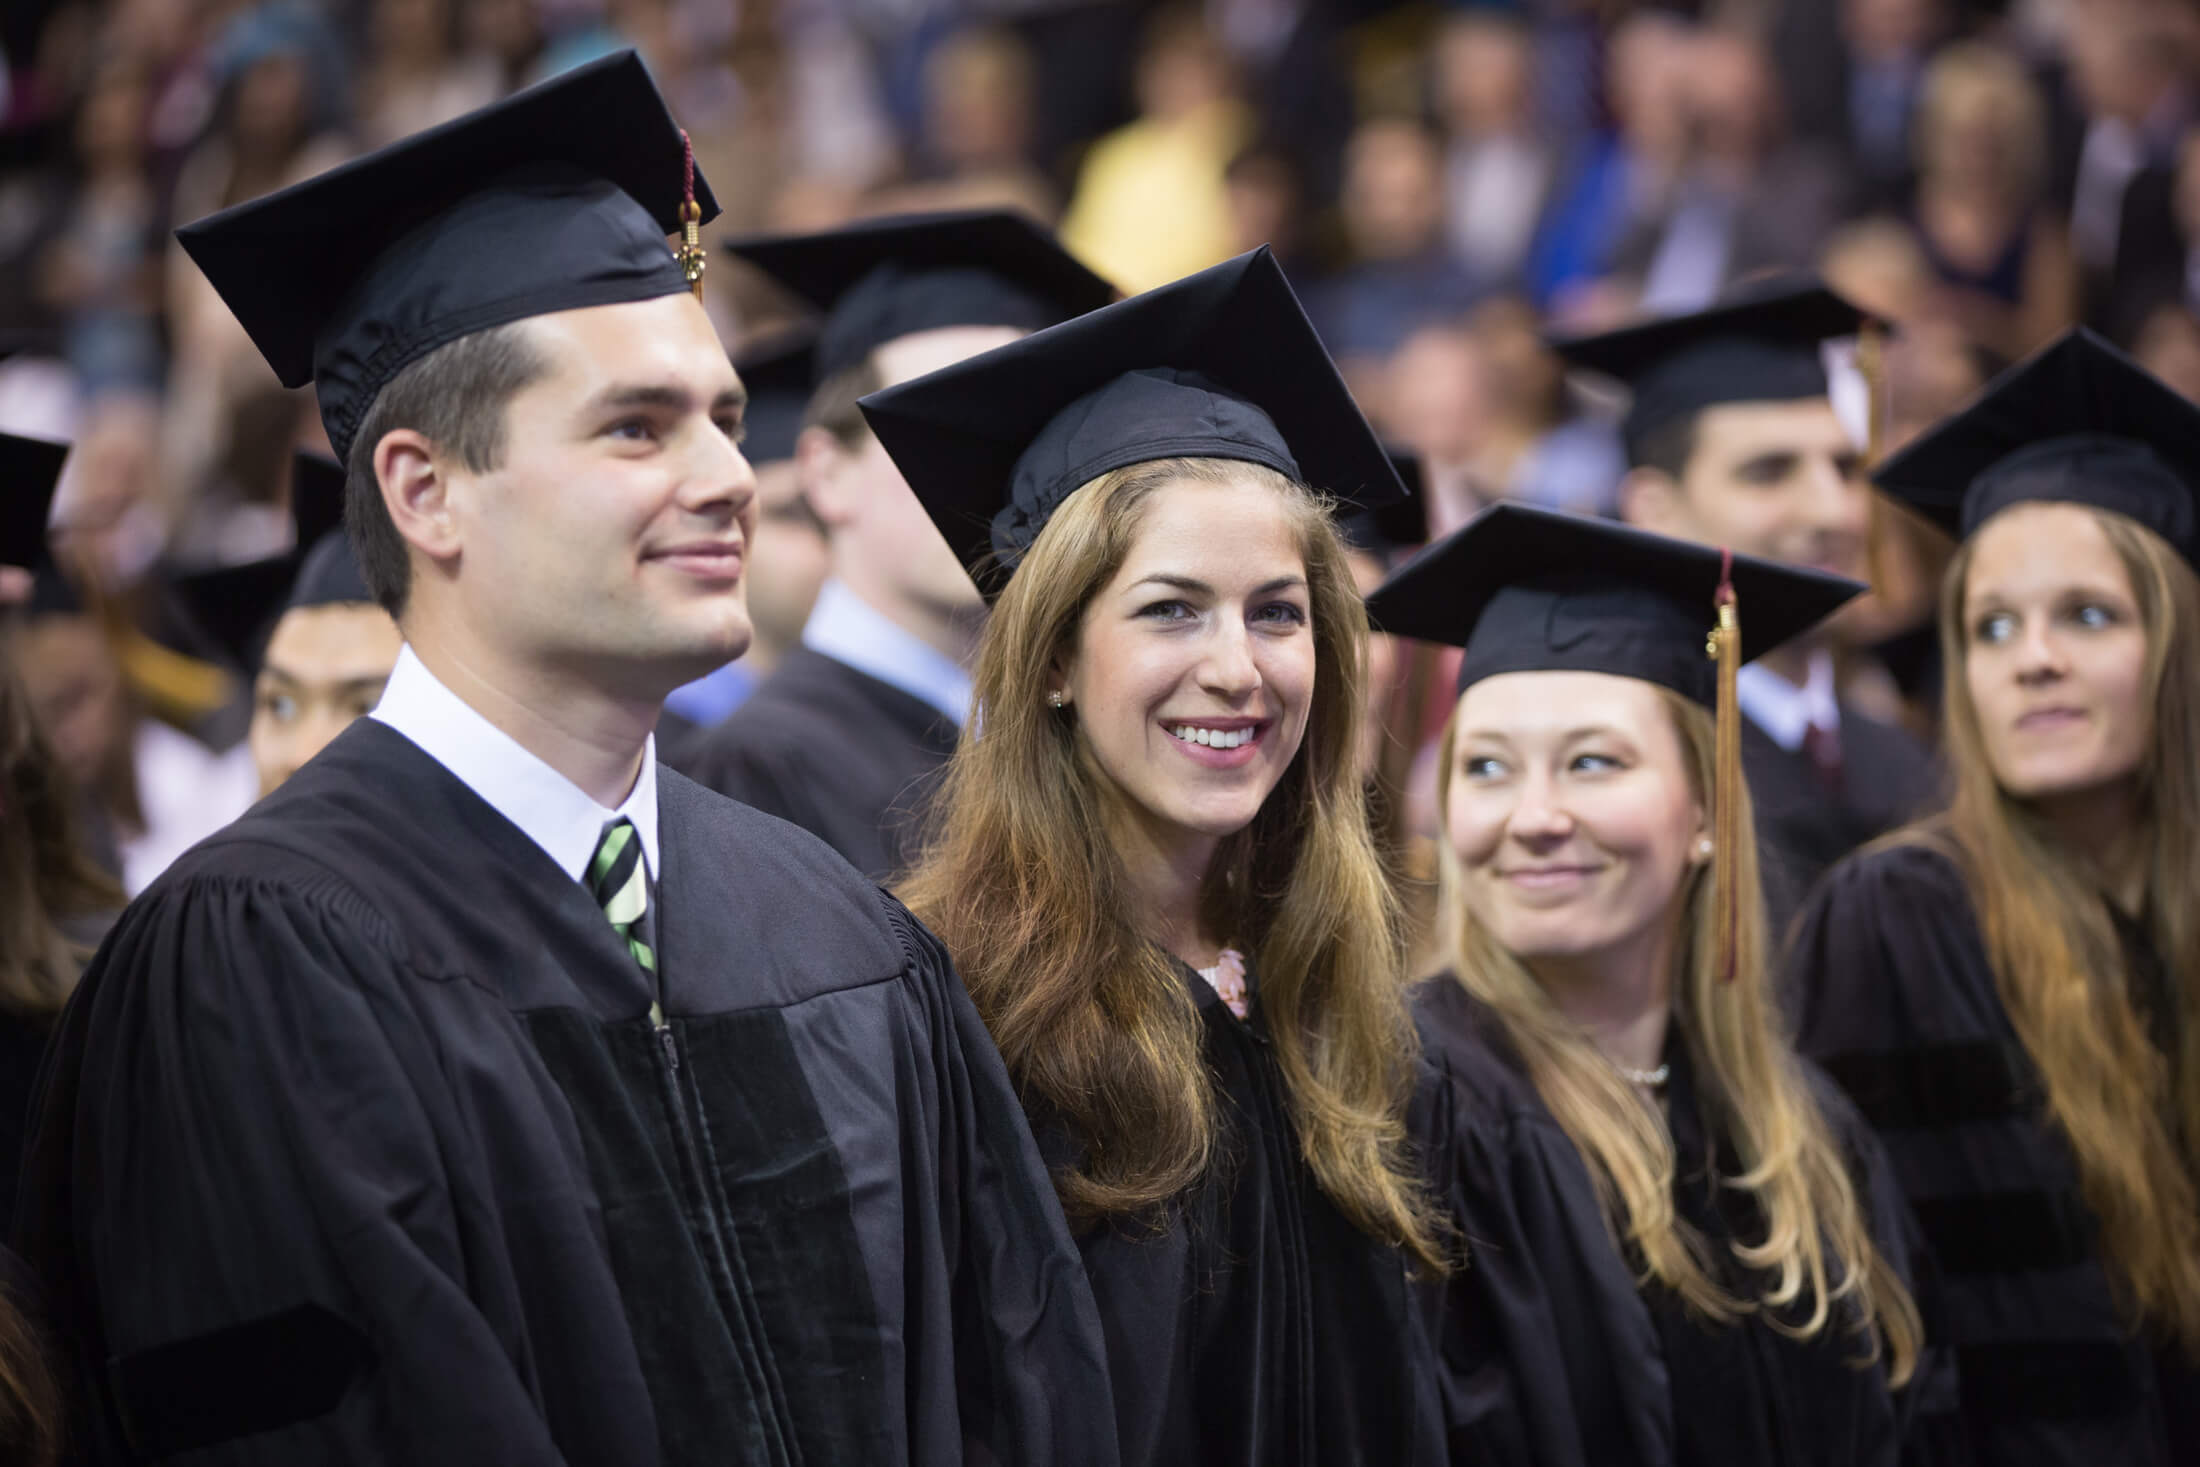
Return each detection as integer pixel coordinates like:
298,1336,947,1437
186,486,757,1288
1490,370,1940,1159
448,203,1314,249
3,0,2199,891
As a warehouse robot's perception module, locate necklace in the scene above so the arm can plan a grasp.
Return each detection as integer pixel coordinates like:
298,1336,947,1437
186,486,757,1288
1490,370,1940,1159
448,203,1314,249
1617,1061,1670,1089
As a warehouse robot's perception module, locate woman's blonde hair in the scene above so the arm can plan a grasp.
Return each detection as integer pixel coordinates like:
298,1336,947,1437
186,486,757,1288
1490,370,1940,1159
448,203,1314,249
1928,505,2200,1350
1433,685,1922,1381
899,456,1447,1271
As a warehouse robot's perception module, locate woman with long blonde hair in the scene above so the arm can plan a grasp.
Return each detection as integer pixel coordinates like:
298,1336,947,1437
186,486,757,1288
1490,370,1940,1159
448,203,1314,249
1797,329,2200,1465
863,248,1447,1465
1372,503,1946,1466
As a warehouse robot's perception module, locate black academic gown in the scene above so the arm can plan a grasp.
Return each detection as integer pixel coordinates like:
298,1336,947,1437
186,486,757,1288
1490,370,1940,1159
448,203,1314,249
1410,977,1966,1467
1047,961,1441,1467
1744,707,1942,939
16,719,1118,1467
1792,842,2200,1467
676,648,959,882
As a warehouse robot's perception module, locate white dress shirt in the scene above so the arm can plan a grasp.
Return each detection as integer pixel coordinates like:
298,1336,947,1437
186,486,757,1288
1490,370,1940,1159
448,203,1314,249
1734,648,1841,755
371,645,660,882
801,578,974,727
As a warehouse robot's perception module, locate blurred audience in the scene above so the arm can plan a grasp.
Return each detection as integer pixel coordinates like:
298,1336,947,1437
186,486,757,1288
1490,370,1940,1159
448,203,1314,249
1907,40,2078,363
1060,8,1247,293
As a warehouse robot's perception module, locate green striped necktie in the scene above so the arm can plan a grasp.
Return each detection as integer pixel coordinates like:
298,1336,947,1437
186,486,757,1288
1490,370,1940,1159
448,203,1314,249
587,816,657,978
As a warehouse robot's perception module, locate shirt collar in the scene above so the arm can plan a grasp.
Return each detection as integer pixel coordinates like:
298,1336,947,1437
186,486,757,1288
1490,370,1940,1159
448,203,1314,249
370,645,660,882
1734,648,1840,754
801,578,973,726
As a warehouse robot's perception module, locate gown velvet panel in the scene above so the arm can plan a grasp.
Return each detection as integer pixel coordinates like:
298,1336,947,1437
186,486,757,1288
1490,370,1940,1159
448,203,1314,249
16,719,1117,1466
1791,841,2200,1467
676,648,958,882
1045,964,1442,1467
1410,976,1964,1467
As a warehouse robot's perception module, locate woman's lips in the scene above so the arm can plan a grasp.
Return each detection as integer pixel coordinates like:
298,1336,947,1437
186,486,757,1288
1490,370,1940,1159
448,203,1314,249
2014,706,2087,732
1163,719,1268,769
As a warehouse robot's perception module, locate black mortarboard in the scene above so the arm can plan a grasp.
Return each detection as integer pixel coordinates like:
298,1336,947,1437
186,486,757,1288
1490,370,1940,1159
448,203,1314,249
1871,328,2200,566
172,453,374,671
726,210,1116,382
858,247,1407,599
733,328,817,465
1366,502,1860,706
1551,281,1868,464
0,431,66,570
177,51,717,463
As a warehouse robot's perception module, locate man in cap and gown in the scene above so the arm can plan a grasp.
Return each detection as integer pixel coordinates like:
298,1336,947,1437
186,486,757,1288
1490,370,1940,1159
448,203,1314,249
1555,283,1942,931
15,56,1117,1466
679,211,1115,880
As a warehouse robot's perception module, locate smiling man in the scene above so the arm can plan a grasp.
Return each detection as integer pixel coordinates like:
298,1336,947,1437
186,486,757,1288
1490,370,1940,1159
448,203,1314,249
15,57,1115,1467
1558,283,1942,928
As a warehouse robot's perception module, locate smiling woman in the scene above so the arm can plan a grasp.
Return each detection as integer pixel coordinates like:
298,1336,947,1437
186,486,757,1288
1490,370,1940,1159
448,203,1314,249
870,248,1448,1467
1369,503,1937,1467
1795,329,2200,1465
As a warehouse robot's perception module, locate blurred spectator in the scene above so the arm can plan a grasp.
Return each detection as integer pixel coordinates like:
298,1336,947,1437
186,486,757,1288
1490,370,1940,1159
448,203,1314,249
355,0,499,148
1222,136,1309,276
1531,9,1696,313
1841,0,1949,202
1378,324,1495,539
1432,10,1556,292
1614,27,1854,312
873,25,1056,222
1908,40,2078,362
1306,115,1481,363
1060,8,1248,293
33,50,162,400
2062,0,2196,297
1468,295,1625,519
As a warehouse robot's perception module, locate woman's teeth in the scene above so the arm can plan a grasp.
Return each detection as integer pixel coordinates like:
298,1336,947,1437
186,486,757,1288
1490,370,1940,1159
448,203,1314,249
1169,724,1254,749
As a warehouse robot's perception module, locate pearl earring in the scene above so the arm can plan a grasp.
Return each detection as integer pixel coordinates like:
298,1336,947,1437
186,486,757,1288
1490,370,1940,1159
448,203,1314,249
1696,837,1715,860
1048,691,1066,709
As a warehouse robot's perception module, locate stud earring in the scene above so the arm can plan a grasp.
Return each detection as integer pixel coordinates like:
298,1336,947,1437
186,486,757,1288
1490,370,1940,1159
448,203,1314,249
1696,837,1715,860
1048,691,1066,709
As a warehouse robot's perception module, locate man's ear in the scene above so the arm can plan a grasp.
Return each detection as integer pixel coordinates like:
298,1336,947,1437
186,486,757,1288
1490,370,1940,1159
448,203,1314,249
1617,465,1687,538
795,425,856,532
376,429,460,568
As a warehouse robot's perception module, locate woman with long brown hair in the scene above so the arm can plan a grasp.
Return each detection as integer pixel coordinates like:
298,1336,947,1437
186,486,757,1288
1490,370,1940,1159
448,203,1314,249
861,248,1447,1465
1795,329,2200,1465
1372,504,1949,1466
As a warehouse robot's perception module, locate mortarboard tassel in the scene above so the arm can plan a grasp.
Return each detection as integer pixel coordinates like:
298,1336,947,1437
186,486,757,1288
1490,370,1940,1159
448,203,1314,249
1707,547,1742,985
676,130,705,302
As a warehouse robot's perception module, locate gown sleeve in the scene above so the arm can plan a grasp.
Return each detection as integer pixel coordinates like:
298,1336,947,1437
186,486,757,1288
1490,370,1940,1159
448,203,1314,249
20,867,583,1466
881,897,1121,1467
1412,1044,1669,1467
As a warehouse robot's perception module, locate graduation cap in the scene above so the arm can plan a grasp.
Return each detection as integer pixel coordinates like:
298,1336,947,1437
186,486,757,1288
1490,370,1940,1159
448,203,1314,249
733,328,818,466
1368,500,1861,981
726,210,1117,383
0,430,66,572
1551,280,1869,464
1366,501,1860,706
171,453,375,672
858,247,1408,599
176,51,718,464
1871,328,2200,566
